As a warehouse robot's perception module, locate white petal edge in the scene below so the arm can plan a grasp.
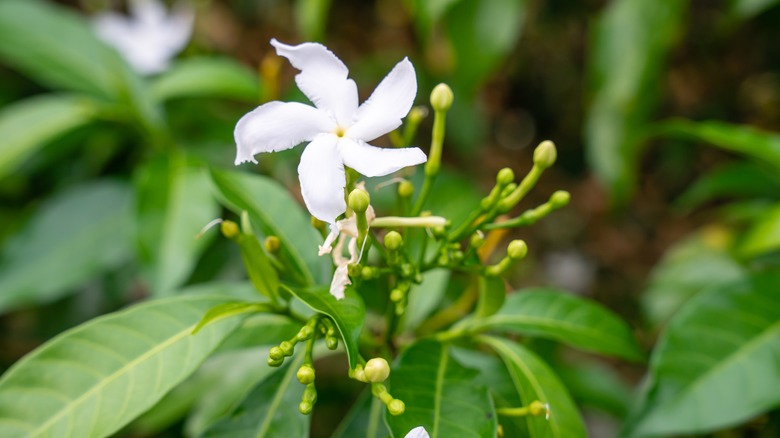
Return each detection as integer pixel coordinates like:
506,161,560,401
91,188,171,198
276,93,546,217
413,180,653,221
270,39,358,127
298,134,347,224
404,427,430,438
234,101,335,165
346,57,417,142
339,139,426,178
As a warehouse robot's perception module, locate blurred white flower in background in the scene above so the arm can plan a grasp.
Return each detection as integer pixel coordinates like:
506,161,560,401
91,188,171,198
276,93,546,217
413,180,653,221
94,0,193,74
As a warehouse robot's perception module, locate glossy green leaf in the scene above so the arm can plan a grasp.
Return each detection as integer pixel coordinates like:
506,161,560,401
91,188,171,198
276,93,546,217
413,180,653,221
738,203,780,258
203,354,309,438
0,94,97,178
402,268,450,332
151,57,261,102
192,302,274,334
475,275,506,318
136,156,220,296
235,212,280,301
479,336,587,438
657,119,780,171
676,162,780,210
585,0,685,203
642,229,746,328
385,339,497,438
0,294,243,438
285,286,364,369
210,169,328,285
625,271,780,436
0,180,134,313
465,289,644,361
332,390,389,438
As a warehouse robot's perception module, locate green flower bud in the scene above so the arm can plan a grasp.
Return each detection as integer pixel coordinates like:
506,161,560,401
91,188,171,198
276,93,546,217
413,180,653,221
325,336,339,350
348,263,362,278
363,358,391,382
408,106,428,123
361,266,377,279
430,83,454,112
299,401,312,415
264,235,281,253
388,399,406,416
533,140,557,169
348,188,370,213
297,364,316,384
470,232,485,249
269,346,285,361
267,357,283,367
400,264,414,278
451,250,464,262
220,220,240,240
432,225,447,238
549,190,571,208
497,168,515,186
297,325,314,341
507,240,528,260
390,288,404,302
384,231,403,250
500,182,518,199
280,341,294,356
303,384,318,403
398,180,414,198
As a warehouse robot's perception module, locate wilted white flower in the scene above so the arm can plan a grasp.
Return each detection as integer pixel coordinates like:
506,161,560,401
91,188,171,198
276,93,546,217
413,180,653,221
324,200,376,299
405,426,429,438
234,39,427,226
94,0,193,74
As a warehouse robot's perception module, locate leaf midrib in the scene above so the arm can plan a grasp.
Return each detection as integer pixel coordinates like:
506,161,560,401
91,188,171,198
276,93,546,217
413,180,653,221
255,353,304,438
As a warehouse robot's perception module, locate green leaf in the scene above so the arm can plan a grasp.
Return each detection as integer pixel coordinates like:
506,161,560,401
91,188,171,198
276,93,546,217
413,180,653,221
676,161,780,210
642,229,746,327
284,286,365,369
210,169,328,285
584,0,686,204
203,354,309,438
466,289,644,361
625,270,780,436
730,0,779,18
294,0,332,41
554,359,633,418
739,203,780,257
475,275,506,318
151,57,261,102
0,94,97,178
332,389,389,438
657,119,780,171
235,212,281,301
135,156,220,296
0,294,243,438
479,336,587,438
402,268,450,332
0,180,134,313
192,302,274,334
385,339,497,438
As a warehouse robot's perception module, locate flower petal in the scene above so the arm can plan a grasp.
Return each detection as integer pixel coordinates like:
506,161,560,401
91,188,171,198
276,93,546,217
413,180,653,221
270,39,359,127
339,139,426,177
234,101,335,165
346,57,417,142
298,134,346,224
404,427,430,438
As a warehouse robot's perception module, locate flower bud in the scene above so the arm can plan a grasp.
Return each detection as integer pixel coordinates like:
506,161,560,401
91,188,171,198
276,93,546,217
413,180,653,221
325,336,338,350
496,168,515,186
364,358,391,382
297,325,314,341
348,263,362,278
549,190,571,208
280,341,294,356
500,182,518,199
264,235,280,253
220,220,239,239
348,188,370,213
398,180,414,198
507,240,528,260
299,401,312,415
269,346,285,361
470,232,485,249
361,266,377,279
390,288,404,302
408,106,428,123
267,357,283,367
430,83,454,112
297,364,316,384
388,399,406,416
533,140,557,169
384,231,403,250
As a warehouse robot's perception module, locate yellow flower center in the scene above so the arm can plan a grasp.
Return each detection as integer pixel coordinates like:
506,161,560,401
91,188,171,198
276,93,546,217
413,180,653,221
334,126,346,138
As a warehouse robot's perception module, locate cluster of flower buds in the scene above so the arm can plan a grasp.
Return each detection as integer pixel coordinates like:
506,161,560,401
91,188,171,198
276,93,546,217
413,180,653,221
349,358,406,415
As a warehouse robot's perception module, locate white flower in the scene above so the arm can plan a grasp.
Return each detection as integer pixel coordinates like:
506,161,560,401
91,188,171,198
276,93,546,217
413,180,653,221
323,200,376,299
234,39,427,225
94,0,193,75
405,426,429,438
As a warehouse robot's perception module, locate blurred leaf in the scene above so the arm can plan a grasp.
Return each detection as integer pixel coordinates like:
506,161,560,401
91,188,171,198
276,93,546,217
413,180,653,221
216,312,301,353
475,275,506,318
676,161,780,210
135,156,219,296
624,270,780,436
203,354,309,438
151,57,261,102
386,339,497,438
0,94,97,178
479,336,587,438
739,203,780,258
555,359,633,418
235,215,281,301
405,0,464,37
0,294,243,438
0,180,134,313
730,0,780,17
402,268,449,332
642,229,746,328
584,0,685,204
210,169,328,285
284,286,364,369
294,0,332,41
331,389,389,438
192,302,274,334
466,289,644,361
